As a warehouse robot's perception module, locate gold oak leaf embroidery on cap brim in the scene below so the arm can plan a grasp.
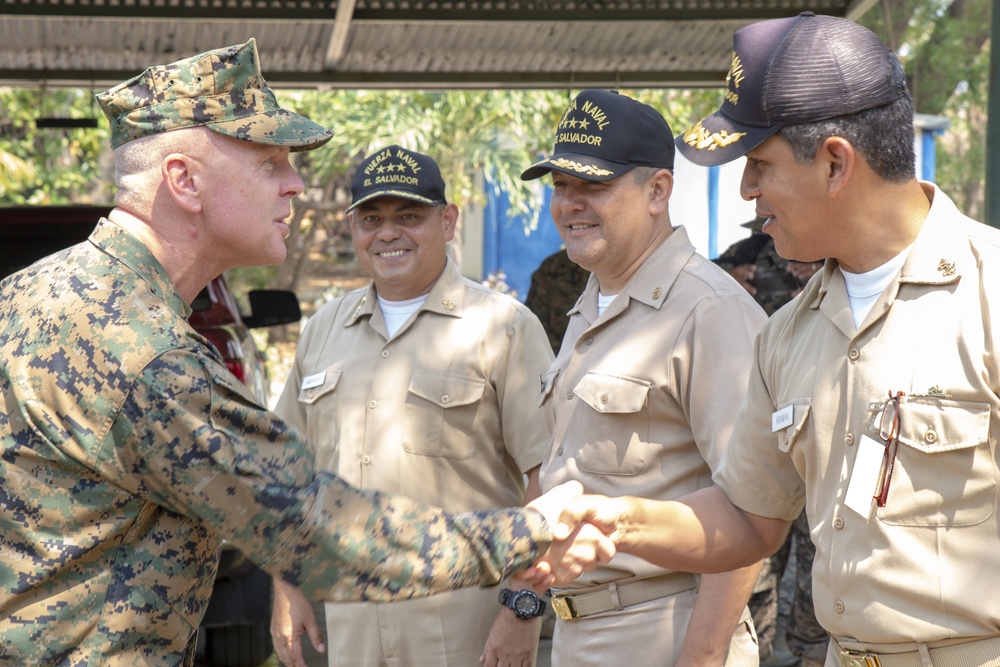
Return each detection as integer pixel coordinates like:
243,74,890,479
549,158,614,177
681,121,746,151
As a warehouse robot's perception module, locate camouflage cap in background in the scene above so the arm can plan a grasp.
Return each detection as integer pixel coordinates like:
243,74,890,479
96,38,333,151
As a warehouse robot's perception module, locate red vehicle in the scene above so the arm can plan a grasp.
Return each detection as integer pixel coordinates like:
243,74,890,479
0,205,299,666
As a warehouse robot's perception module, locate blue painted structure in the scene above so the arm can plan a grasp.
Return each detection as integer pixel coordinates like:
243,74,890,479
482,185,562,302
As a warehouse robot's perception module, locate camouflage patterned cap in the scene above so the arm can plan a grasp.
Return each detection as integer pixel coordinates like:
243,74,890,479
96,38,333,151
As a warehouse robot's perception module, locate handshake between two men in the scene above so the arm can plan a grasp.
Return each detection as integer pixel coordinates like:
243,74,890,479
519,481,621,588
271,481,628,667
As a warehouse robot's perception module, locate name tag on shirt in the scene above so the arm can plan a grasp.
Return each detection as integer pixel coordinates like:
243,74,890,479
772,405,794,432
301,372,326,390
844,435,885,522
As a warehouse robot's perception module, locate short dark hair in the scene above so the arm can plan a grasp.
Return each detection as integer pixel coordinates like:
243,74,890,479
776,57,915,184
631,165,662,184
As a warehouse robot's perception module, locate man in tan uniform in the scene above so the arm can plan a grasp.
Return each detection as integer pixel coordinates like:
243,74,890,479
270,146,555,667
551,13,1000,667
520,89,767,667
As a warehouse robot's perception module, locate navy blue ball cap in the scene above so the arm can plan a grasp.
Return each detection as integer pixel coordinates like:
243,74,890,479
677,13,908,166
348,145,447,212
522,89,675,181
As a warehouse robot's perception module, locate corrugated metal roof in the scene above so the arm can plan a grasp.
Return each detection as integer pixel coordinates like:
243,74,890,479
0,0,876,89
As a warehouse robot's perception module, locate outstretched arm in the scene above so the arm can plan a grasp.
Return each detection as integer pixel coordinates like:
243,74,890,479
533,486,789,579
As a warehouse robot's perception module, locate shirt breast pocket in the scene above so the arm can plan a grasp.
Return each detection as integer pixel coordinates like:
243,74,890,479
877,397,994,527
295,367,343,463
403,370,485,460
573,372,650,476
296,369,343,405
776,402,811,454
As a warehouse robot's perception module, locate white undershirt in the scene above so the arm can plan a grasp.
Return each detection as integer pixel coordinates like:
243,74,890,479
378,294,428,337
597,292,617,317
841,248,911,329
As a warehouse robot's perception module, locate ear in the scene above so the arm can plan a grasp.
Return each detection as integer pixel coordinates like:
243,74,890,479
819,136,854,197
161,153,203,214
441,203,459,242
649,168,673,215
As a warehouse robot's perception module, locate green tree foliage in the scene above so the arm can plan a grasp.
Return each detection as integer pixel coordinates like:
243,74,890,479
0,88,112,204
268,88,572,292
265,87,721,292
859,0,990,220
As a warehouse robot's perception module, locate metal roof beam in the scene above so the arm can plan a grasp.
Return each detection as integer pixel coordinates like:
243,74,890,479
0,67,728,90
0,3,335,19
325,0,357,67
350,7,826,22
0,0,842,21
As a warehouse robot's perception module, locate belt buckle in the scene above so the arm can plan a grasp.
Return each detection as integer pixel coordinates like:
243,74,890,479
551,595,579,620
839,649,882,667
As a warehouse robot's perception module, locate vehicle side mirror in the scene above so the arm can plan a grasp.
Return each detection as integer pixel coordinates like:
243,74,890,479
241,289,302,328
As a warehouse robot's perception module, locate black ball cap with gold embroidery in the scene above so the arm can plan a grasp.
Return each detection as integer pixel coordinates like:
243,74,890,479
521,89,674,182
348,145,447,212
676,12,907,166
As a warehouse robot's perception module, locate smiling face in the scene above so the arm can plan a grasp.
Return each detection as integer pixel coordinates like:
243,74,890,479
740,135,833,263
350,196,457,300
549,169,672,292
200,133,305,269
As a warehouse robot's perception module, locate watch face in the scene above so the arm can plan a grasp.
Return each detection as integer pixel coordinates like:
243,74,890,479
513,592,541,618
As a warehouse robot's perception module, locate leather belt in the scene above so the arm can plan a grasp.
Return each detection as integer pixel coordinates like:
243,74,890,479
835,635,1000,667
550,572,697,620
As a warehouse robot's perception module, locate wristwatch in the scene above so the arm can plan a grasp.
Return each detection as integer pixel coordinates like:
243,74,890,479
498,588,547,620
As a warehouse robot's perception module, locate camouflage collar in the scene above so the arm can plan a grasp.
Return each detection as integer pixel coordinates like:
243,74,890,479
89,218,192,319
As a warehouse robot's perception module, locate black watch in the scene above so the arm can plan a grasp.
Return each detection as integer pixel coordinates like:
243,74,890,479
498,588,546,620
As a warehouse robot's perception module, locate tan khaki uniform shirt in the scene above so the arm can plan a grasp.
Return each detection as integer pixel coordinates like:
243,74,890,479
715,184,1000,647
541,226,768,585
276,258,551,512
275,258,553,664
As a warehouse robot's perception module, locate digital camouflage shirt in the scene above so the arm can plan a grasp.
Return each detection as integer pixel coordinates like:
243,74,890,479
524,248,590,353
0,218,550,666
712,231,802,316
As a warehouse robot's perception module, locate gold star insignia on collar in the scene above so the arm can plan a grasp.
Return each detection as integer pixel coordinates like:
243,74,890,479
937,259,956,276
441,299,455,310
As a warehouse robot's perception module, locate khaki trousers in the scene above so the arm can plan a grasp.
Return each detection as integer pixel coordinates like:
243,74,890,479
551,588,758,667
322,584,511,667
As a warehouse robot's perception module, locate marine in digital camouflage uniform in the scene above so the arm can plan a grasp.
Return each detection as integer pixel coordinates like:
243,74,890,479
0,40,571,667
714,220,826,665
525,247,591,352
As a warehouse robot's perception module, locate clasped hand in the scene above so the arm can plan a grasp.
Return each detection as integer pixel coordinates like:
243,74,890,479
521,481,618,589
